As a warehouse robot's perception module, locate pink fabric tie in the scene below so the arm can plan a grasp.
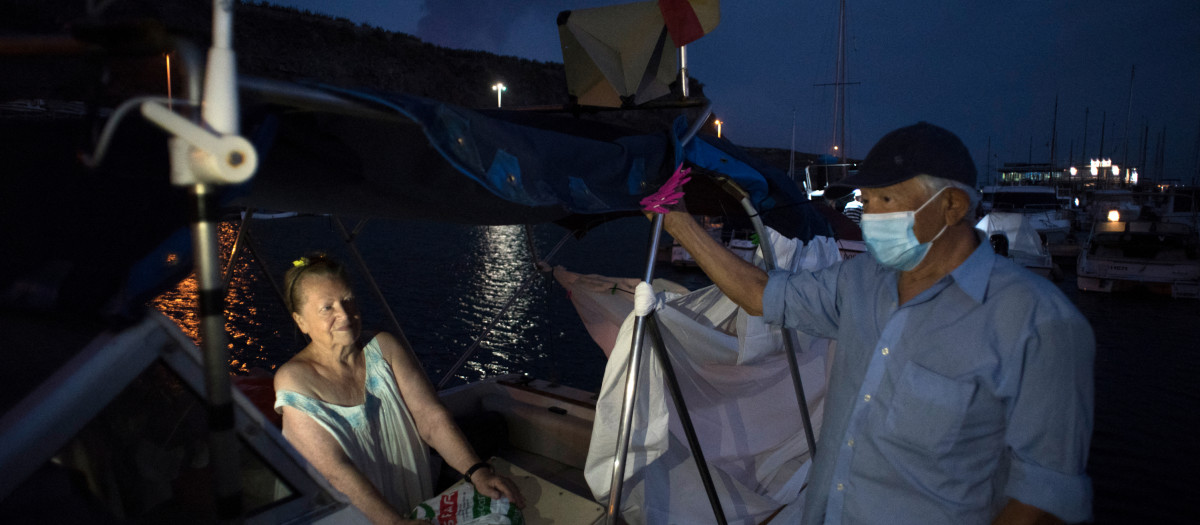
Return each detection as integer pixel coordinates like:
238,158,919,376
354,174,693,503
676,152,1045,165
640,164,692,214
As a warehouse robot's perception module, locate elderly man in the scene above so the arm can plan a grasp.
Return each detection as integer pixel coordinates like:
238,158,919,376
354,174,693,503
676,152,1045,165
661,122,1093,524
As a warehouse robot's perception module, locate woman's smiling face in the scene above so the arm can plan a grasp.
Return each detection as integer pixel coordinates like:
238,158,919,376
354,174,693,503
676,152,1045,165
292,274,361,349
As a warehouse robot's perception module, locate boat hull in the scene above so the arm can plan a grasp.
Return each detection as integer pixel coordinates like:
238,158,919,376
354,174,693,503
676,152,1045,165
1076,219,1200,298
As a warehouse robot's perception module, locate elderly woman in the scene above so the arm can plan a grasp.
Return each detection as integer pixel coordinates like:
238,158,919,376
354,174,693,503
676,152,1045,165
273,254,523,524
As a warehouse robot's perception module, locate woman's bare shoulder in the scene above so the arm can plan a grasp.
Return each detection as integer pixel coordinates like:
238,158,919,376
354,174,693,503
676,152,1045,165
371,332,422,371
274,354,318,396
371,332,406,356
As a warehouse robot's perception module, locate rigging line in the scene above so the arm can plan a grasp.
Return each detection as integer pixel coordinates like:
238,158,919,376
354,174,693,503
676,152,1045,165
333,217,414,352
435,228,576,390
222,208,254,288
80,96,197,168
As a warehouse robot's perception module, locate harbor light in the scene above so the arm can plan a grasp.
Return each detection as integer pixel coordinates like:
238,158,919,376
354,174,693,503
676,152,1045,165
164,53,172,108
1069,166,1077,177
492,82,506,108
1111,164,1120,176
1107,210,1120,222
715,119,722,138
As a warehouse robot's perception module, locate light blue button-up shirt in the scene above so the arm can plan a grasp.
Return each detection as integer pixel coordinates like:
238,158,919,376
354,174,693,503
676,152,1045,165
762,234,1094,524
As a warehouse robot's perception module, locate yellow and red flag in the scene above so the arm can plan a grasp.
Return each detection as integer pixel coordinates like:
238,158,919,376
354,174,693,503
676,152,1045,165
658,0,720,47
558,0,721,107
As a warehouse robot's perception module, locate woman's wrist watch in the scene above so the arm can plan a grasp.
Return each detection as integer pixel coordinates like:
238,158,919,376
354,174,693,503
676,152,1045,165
463,461,492,485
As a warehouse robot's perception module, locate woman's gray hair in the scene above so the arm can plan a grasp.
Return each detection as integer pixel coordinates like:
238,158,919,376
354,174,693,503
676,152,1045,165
913,174,980,217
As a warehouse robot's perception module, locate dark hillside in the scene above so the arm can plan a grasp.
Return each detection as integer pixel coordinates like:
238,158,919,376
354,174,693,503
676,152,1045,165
1,0,570,108
2,0,827,171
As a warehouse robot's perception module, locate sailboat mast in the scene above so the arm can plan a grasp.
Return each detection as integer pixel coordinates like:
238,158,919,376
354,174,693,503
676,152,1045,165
789,108,797,181
834,0,847,163
1050,94,1058,180
1193,115,1200,185
1121,65,1135,176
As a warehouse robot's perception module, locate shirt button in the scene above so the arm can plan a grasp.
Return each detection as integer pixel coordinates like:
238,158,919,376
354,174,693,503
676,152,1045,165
881,347,889,356
863,394,871,402
847,439,855,447
837,483,845,491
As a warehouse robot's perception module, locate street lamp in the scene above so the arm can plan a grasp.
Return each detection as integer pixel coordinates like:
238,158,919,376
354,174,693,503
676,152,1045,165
714,119,722,138
492,82,506,108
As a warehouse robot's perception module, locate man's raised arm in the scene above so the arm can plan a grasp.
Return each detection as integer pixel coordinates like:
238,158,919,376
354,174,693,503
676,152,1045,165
662,211,769,316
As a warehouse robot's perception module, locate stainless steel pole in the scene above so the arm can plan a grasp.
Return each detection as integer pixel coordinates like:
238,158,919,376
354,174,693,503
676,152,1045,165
725,180,818,457
606,102,711,522
645,314,727,524
198,2,249,517
680,45,689,99
190,184,242,520
605,214,665,524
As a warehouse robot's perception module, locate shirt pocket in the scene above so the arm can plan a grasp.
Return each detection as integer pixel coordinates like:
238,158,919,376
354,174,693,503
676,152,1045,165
884,361,975,455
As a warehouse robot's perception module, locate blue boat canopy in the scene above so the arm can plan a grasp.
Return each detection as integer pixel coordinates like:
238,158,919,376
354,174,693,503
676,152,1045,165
2,78,834,324
235,80,832,241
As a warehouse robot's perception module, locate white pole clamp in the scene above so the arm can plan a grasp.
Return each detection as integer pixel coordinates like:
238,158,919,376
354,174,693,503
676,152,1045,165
140,101,257,185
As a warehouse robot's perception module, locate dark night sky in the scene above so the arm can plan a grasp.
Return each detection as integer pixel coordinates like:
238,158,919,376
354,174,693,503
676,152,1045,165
272,1,1200,186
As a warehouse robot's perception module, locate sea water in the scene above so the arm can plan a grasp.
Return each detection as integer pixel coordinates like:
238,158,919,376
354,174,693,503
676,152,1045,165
153,216,1198,524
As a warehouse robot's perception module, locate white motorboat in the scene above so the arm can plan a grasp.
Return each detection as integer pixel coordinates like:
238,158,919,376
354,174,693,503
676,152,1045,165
1080,188,1142,227
1076,218,1200,298
1141,186,1200,230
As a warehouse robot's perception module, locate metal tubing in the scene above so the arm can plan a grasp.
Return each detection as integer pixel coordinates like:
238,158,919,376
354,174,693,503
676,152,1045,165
734,194,817,457
680,45,689,99
680,100,713,147
605,214,665,524
193,4,243,514
191,184,242,519
645,314,727,525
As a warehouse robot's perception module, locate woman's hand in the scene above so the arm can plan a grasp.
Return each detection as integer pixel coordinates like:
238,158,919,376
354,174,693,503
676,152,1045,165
470,468,526,509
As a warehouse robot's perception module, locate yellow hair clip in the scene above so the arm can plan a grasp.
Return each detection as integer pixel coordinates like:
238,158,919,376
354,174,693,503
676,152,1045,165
292,257,310,268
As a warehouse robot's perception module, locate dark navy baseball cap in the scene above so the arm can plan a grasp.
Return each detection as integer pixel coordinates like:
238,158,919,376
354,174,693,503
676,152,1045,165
833,122,977,191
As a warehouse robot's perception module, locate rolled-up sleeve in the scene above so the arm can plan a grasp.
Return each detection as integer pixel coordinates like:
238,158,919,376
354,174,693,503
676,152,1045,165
1003,315,1095,523
761,267,842,339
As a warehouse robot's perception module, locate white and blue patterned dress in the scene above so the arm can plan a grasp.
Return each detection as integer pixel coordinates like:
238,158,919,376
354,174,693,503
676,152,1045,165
275,336,433,512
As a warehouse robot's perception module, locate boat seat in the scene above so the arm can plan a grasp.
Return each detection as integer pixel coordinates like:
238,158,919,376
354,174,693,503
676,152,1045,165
480,394,592,471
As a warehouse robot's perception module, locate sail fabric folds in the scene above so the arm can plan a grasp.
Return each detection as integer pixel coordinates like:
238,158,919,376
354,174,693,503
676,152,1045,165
565,229,841,524
558,1,679,107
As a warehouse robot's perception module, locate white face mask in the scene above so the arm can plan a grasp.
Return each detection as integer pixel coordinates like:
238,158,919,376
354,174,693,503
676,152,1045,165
859,188,949,271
